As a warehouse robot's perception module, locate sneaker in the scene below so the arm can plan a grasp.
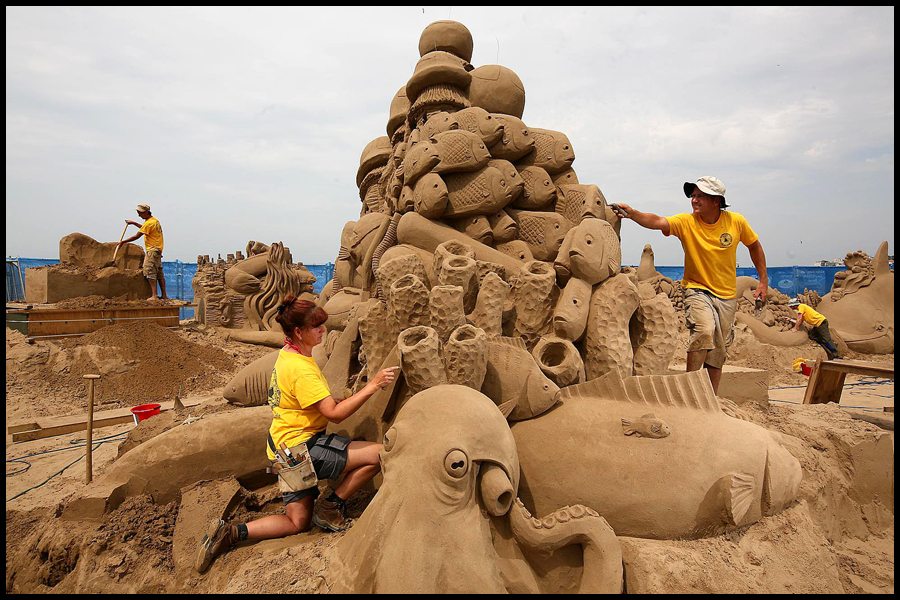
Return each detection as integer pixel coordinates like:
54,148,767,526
313,499,349,532
195,518,236,574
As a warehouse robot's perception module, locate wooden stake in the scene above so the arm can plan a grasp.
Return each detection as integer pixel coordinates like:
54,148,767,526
83,374,101,484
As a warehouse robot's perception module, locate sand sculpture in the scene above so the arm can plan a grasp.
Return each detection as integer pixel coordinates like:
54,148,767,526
222,19,806,591
192,240,316,337
511,369,802,539
817,241,894,354
25,233,150,303
62,406,272,521
323,384,623,594
724,243,894,355
301,20,684,416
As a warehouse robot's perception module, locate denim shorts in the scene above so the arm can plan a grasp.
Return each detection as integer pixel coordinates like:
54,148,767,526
281,432,350,505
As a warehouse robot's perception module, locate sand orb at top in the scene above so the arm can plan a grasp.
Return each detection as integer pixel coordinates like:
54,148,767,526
468,65,526,119
419,20,474,62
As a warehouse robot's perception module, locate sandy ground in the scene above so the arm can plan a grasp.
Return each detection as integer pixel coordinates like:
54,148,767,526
5,319,894,594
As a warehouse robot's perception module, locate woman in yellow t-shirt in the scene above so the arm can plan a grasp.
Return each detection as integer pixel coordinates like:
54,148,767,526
195,295,397,573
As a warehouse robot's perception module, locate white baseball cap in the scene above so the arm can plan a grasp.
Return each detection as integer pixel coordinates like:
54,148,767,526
684,176,728,207
136,203,151,212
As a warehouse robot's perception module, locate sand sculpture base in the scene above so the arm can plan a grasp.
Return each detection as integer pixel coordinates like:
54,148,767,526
25,232,151,304
25,265,151,304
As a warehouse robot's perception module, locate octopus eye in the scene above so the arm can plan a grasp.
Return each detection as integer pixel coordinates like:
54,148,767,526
444,449,469,478
383,427,397,452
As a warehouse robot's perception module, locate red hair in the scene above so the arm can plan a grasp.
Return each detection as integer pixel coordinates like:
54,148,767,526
275,295,328,336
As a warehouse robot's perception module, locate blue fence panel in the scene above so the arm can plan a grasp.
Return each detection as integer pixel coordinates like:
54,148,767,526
653,265,851,298
11,256,868,312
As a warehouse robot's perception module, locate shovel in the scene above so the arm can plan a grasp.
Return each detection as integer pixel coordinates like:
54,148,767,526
105,222,130,267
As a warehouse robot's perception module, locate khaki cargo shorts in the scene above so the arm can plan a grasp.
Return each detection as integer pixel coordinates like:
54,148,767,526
143,249,162,280
683,287,737,369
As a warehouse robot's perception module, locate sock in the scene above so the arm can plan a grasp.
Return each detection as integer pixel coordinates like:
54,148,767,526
326,491,346,507
236,523,249,542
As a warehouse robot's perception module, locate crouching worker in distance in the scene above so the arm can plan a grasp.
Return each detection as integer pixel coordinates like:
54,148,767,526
195,295,398,573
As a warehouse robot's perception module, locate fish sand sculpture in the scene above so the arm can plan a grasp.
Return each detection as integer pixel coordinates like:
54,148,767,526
511,369,802,540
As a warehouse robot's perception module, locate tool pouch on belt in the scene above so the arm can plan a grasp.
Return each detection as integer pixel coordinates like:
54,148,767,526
268,435,318,493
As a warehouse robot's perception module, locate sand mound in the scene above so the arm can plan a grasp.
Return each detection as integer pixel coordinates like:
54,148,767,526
6,322,236,412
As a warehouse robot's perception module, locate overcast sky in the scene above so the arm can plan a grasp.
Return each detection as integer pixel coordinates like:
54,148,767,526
6,6,894,268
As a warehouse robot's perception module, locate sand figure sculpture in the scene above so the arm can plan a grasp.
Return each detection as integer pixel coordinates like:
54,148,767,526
25,233,150,303
323,384,623,594
817,241,894,354
511,369,803,540
62,406,272,521
635,243,685,317
191,240,316,334
309,21,683,405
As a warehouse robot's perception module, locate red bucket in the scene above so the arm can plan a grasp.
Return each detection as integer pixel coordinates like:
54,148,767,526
800,362,812,377
131,403,162,424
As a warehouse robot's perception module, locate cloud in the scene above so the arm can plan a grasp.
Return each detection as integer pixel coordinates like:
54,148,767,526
5,6,894,269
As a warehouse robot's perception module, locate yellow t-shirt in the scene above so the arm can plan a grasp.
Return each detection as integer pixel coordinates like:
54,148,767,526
139,216,164,253
797,304,826,327
266,349,331,461
665,211,759,300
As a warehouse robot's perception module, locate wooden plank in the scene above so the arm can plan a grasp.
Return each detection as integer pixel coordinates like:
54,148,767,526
9,398,202,443
21,306,182,338
7,422,40,434
802,359,823,405
817,359,893,379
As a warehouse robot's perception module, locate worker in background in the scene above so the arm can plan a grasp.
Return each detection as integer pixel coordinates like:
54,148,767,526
610,176,768,394
194,296,398,574
117,203,167,300
787,300,842,359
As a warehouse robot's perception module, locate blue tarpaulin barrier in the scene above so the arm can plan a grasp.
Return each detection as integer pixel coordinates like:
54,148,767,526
6,258,334,320
8,258,887,315
652,265,852,298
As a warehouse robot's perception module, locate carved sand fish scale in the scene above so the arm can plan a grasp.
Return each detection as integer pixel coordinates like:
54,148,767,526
558,369,720,413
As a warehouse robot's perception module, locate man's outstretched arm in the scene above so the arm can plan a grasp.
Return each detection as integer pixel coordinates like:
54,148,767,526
609,203,670,235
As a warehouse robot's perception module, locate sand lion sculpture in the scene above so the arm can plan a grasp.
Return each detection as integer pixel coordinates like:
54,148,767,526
68,20,806,593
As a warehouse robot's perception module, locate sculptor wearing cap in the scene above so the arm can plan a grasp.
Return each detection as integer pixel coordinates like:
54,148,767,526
118,203,167,300
611,177,768,393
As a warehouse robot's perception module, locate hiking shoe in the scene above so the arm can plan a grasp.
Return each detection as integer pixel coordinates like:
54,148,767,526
195,518,236,574
313,499,349,532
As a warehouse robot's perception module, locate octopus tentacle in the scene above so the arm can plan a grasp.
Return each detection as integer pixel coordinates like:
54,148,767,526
509,498,623,594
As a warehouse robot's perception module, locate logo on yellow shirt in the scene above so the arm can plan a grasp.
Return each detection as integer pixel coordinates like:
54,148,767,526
268,368,281,408
719,233,733,247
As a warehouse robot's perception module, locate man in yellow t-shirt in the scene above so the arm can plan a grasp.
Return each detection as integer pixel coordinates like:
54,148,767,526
788,301,842,359
118,203,167,300
610,176,769,393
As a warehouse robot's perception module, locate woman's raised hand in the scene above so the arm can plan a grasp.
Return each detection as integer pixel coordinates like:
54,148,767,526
371,366,400,389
